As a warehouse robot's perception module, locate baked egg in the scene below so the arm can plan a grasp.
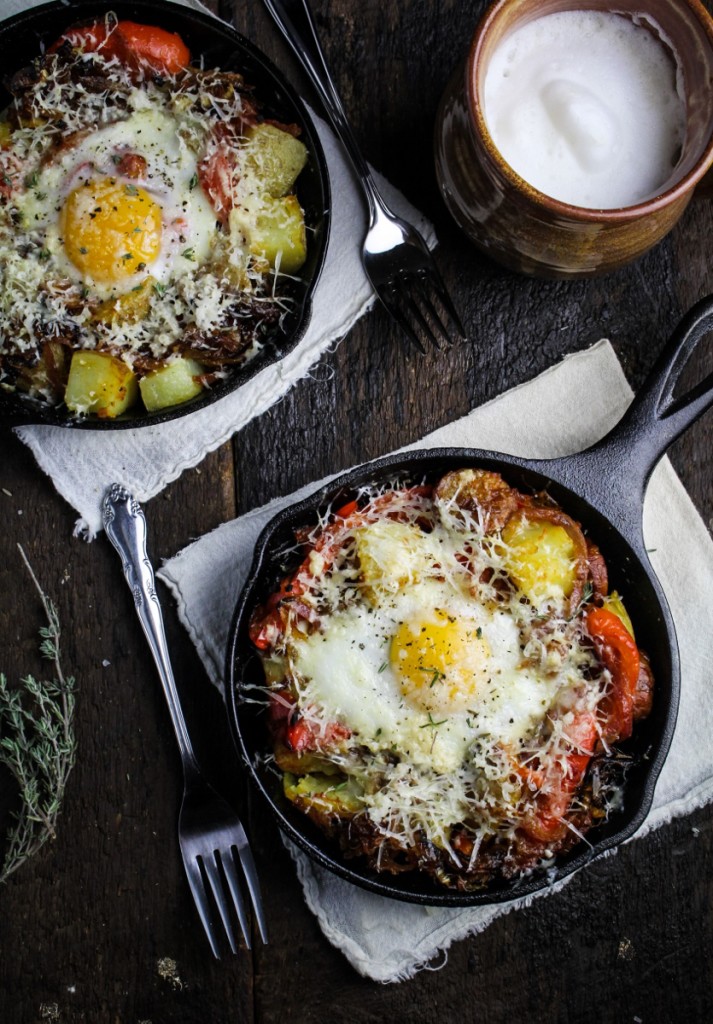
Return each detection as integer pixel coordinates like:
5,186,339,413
17,110,217,300
250,471,654,890
0,18,310,417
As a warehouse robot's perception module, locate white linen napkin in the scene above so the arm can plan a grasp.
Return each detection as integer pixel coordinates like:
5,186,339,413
7,0,435,537
159,340,713,983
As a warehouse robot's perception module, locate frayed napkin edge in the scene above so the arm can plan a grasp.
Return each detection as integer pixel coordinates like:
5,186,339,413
286,836,582,983
158,338,624,682
16,289,374,543
157,337,713,984
13,103,440,541
288,766,713,985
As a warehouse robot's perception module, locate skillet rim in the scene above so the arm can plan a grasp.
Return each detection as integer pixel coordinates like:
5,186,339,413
0,0,331,429
226,445,680,907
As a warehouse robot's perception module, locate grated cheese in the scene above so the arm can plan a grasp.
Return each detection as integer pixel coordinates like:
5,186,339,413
0,28,303,403
253,477,638,883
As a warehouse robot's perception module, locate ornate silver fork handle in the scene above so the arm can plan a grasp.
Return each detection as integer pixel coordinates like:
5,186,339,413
102,482,197,773
102,484,267,956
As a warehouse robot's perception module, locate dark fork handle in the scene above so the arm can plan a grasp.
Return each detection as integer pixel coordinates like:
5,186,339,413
262,0,387,221
102,484,198,775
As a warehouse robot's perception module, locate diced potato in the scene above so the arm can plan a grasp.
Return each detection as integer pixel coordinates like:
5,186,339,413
283,772,363,816
233,194,307,274
93,278,154,326
64,350,138,418
261,655,287,686
356,520,428,594
603,591,635,638
241,123,307,197
502,515,579,606
138,357,205,412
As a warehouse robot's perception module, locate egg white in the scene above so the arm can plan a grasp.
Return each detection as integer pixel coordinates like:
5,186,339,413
18,109,217,298
289,577,560,774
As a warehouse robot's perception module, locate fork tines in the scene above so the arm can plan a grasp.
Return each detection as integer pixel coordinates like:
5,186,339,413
383,267,466,354
184,832,268,958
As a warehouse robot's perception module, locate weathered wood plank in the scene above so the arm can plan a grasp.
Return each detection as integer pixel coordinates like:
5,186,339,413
0,0,712,1020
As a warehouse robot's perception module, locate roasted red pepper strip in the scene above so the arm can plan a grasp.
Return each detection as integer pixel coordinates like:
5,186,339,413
335,499,358,519
522,712,598,843
49,22,113,54
50,20,190,75
286,716,351,753
113,21,190,73
198,123,240,224
269,692,351,752
248,571,313,650
248,611,281,651
586,606,641,742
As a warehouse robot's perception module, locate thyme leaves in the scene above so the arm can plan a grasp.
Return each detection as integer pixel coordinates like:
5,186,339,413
0,546,77,884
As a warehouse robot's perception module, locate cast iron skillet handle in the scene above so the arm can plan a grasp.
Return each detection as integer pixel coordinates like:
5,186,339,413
553,294,713,539
261,0,384,220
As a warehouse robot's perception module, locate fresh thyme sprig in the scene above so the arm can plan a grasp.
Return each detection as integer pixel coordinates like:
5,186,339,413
0,546,77,884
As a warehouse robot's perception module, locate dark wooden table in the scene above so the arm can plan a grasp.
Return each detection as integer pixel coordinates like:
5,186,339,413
2,1,713,1021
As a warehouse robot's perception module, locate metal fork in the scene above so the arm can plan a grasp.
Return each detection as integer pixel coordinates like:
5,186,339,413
102,483,268,958
262,0,465,353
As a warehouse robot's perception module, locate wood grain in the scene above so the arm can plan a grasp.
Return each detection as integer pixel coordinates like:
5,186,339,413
1,1,713,1021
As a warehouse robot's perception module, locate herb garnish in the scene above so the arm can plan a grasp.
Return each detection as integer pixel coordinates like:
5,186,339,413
420,713,447,729
573,580,594,617
0,547,77,885
418,666,444,688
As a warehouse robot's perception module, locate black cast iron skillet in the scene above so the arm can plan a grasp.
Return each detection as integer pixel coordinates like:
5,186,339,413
228,296,713,907
0,0,330,429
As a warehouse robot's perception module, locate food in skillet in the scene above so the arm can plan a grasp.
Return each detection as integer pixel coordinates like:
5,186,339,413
0,16,309,417
248,469,654,890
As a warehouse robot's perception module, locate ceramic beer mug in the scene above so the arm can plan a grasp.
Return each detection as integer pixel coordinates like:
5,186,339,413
434,0,713,278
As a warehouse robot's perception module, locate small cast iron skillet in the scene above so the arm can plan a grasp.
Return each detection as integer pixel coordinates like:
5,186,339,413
228,295,713,907
0,0,330,429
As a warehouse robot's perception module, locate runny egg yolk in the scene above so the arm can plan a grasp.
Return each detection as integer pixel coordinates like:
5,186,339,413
61,177,162,284
390,609,490,715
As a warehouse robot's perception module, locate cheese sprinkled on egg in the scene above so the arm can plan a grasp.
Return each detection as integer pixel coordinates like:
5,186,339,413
251,475,641,887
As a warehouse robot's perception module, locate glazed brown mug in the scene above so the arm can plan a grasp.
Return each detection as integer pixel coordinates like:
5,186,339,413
434,0,713,279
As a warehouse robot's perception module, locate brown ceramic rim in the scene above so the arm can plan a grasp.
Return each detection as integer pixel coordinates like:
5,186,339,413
467,0,713,222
